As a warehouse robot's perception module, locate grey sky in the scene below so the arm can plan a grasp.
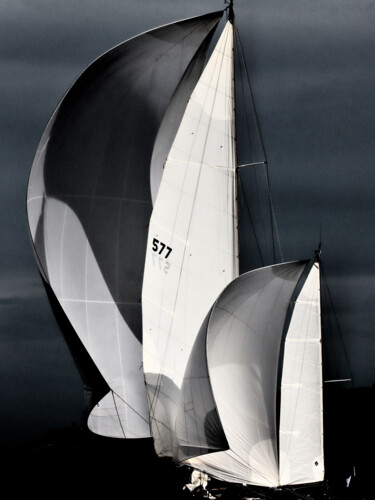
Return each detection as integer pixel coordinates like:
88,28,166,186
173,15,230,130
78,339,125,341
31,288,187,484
1,0,374,444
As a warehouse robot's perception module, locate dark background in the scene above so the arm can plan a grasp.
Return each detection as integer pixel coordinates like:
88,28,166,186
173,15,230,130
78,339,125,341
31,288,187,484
1,1,374,496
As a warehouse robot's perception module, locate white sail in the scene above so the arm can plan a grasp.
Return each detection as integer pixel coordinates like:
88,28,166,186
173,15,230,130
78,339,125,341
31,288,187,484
142,20,239,457
27,3,328,489
279,262,324,485
182,261,308,486
26,12,223,439
41,199,149,438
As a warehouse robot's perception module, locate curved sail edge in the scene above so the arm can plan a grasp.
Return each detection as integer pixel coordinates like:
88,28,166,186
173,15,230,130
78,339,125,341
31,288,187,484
174,307,229,462
41,198,151,438
27,11,225,236
26,11,223,439
142,20,239,456
181,260,309,487
279,261,324,485
88,391,150,439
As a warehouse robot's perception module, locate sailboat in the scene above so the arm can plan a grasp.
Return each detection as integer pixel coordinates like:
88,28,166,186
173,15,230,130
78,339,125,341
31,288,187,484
27,0,338,495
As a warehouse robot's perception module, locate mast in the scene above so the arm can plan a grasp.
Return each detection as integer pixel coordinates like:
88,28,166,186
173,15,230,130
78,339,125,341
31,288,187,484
229,1,241,276
227,0,234,23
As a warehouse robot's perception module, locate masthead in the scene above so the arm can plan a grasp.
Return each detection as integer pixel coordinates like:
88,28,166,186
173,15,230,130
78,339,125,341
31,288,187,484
226,0,234,22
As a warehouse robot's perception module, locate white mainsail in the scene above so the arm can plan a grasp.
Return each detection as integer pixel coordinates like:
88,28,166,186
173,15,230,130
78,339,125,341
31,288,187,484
142,20,239,456
279,261,324,485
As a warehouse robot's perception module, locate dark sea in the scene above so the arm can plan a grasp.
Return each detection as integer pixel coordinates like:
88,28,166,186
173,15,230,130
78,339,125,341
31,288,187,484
3,386,373,499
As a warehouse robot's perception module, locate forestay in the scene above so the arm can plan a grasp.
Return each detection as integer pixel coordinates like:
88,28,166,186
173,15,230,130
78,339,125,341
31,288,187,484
26,11,223,439
142,20,239,456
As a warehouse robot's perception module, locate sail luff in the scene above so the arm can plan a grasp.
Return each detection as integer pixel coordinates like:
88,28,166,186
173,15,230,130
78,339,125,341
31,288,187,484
142,20,239,457
279,261,324,485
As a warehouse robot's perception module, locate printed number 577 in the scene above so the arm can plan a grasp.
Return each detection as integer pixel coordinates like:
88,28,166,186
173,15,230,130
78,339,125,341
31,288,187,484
152,238,172,258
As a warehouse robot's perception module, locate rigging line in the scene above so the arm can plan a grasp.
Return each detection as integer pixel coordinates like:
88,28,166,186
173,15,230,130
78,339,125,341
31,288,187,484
320,261,353,383
235,29,271,262
114,200,134,429
235,26,284,264
110,387,150,424
111,390,127,438
238,161,267,167
237,171,264,266
235,26,266,160
235,29,269,202
235,28,255,163
266,165,283,263
320,267,338,378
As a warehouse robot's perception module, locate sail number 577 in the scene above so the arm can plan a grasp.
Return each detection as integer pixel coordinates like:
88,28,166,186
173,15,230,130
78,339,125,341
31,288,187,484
152,238,172,258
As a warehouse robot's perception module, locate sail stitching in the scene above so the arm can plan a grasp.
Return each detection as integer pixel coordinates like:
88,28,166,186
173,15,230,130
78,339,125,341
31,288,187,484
60,298,140,305
27,194,152,204
166,158,236,170
150,23,233,401
147,24,236,449
115,200,128,433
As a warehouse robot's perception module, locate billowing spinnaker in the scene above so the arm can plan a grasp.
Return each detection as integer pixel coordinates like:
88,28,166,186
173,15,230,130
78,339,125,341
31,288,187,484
279,262,324,485
183,261,308,486
26,11,223,438
142,21,238,456
174,309,229,462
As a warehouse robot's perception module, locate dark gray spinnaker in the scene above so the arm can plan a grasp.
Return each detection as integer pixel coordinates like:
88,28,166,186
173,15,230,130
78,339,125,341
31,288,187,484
26,11,223,438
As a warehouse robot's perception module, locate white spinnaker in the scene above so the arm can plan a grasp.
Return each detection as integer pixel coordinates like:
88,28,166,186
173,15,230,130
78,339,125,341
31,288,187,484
42,199,149,438
142,21,238,457
26,12,223,439
279,262,324,485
